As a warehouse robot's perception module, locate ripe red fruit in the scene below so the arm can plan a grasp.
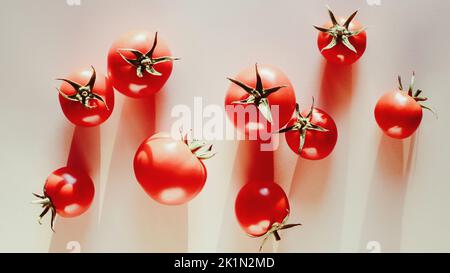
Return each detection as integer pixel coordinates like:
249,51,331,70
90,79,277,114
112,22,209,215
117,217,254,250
134,132,215,206
32,167,95,230
314,7,367,65
57,66,114,127
235,182,301,251
225,64,296,139
375,73,436,139
107,31,178,98
279,98,338,160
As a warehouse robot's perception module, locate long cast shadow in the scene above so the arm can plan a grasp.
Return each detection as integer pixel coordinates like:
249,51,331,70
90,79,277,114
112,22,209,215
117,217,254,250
219,60,358,252
318,61,357,117
279,153,344,252
217,140,275,252
95,91,188,252
49,125,100,252
279,60,357,252
359,134,416,252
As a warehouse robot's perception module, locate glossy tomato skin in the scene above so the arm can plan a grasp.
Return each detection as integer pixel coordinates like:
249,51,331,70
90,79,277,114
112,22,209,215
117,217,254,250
108,30,174,98
225,64,296,138
286,108,338,160
375,90,423,139
235,182,290,237
134,133,207,205
317,18,367,65
44,167,95,218
59,67,114,127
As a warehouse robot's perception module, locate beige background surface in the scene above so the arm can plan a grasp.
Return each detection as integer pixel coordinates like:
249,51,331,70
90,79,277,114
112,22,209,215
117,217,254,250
0,0,449,252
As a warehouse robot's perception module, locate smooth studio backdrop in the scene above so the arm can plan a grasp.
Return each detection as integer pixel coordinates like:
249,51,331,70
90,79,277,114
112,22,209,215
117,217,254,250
1,0,449,252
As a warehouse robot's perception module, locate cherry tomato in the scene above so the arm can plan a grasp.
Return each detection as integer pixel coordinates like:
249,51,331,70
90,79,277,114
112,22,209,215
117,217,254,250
225,64,296,139
33,167,95,230
280,99,338,160
57,66,114,127
375,73,434,139
107,30,178,98
235,182,290,237
134,132,215,206
314,8,367,65
235,182,300,250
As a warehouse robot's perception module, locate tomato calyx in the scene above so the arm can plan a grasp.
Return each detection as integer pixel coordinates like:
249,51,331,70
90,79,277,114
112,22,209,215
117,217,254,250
117,32,179,78
255,213,302,252
181,133,216,160
314,6,366,53
277,97,329,154
31,192,56,232
227,63,287,123
57,66,109,110
398,72,437,118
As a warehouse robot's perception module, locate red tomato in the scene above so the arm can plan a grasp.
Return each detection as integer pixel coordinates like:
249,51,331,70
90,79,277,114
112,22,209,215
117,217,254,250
235,182,290,237
134,132,215,206
225,64,296,139
375,73,434,139
315,8,367,65
280,100,337,160
33,167,95,230
107,31,178,98
235,182,300,250
57,66,114,127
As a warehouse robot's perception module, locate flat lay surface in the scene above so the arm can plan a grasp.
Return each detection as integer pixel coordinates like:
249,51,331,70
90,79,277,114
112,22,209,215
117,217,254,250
0,0,449,252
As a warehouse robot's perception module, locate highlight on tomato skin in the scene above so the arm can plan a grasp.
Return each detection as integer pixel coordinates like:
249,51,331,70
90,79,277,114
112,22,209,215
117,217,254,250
32,167,95,231
374,73,435,140
133,132,215,206
224,63,296,140
107,30,178,98
57,66,115,127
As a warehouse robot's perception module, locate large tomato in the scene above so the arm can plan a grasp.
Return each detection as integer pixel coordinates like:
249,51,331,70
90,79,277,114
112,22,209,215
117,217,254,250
225,64,296,139
107,30,178,98
134,132,215,206
314,8,367,65
57,66,114,127
32,167,95,230
279,99,338,160
375,73,434,139
235,182,301,251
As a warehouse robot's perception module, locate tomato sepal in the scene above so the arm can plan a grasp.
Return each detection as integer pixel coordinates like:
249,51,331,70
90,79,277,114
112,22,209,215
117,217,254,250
31,192,56,232
399,72,438,119
56,66,109,110
253,213,302,252
277,97,329,154
228,63,287,123
117,32,179,78
181,132,217,160
313,6,366,54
